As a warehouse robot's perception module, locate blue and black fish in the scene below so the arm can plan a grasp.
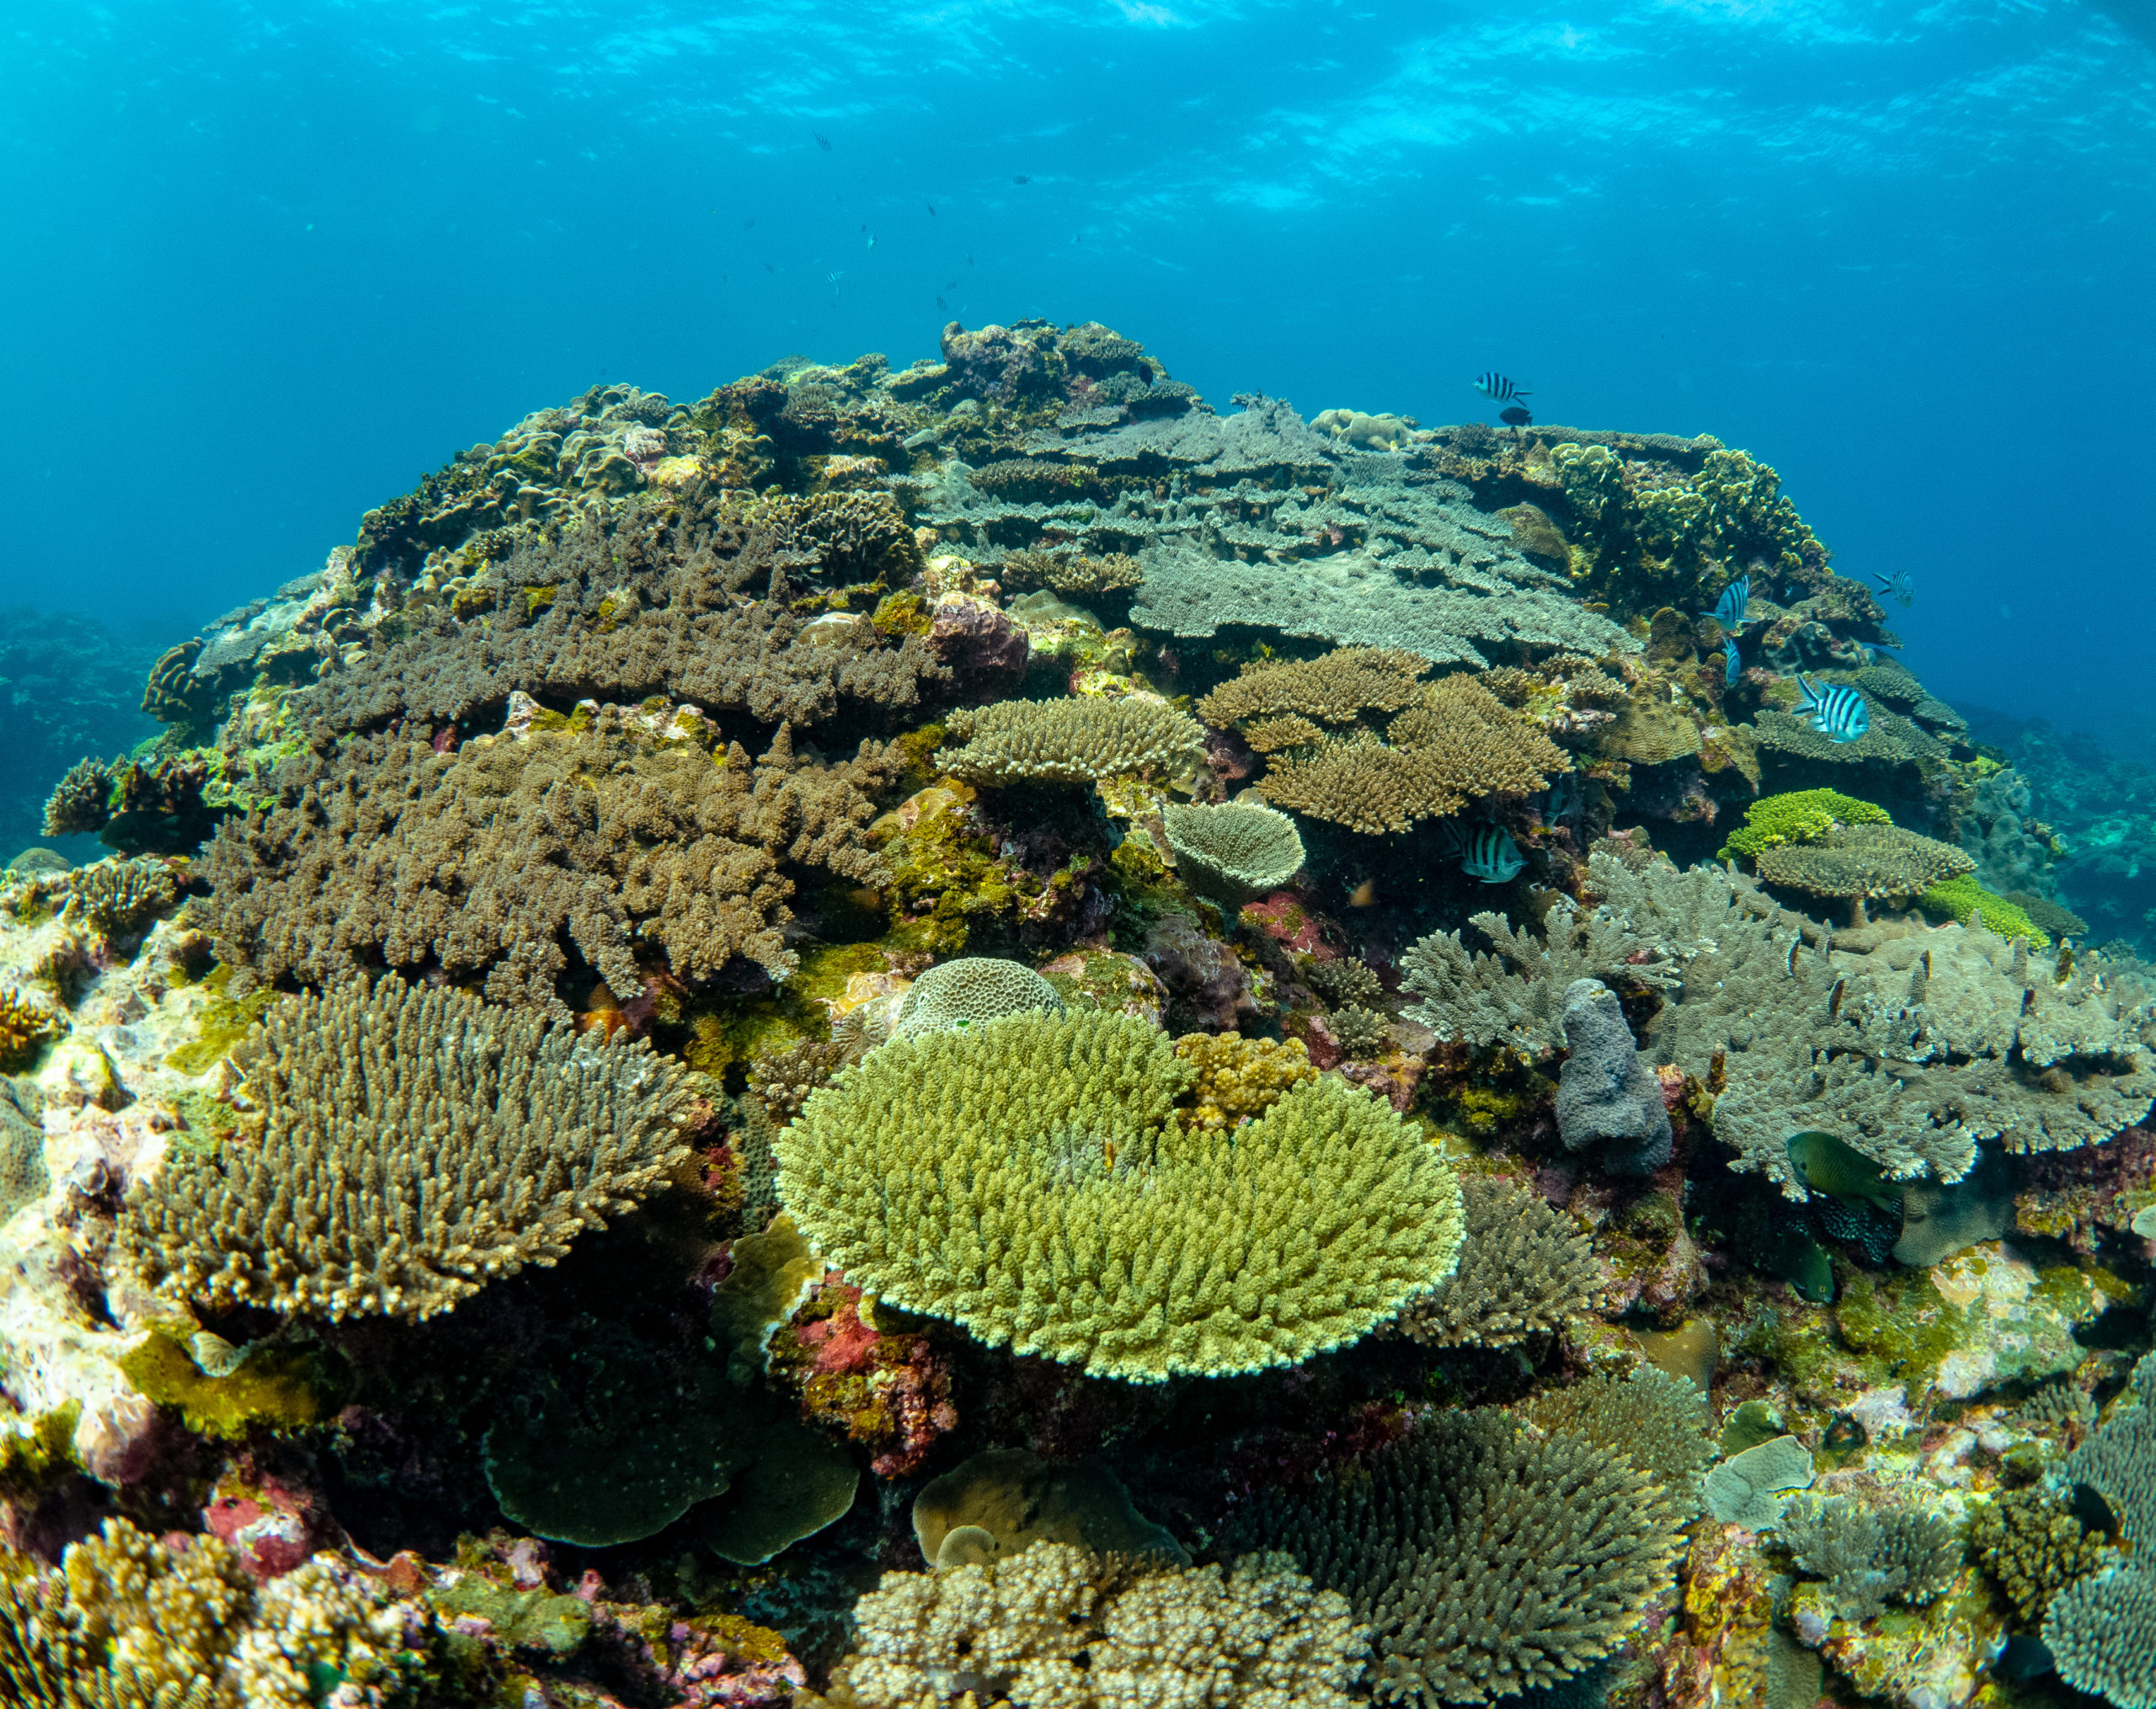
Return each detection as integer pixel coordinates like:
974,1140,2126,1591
1499,405,1532,427
1871,568,1914,608
1724,637,1740,687
1704,574,1752,632
1794,673,1870,744
1474,372,1530,404
1451,824,1524,884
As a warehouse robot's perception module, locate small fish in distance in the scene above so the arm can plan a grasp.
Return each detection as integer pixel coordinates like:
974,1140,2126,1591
1348,879,1378,907
1451,824,1524,884
1704,575,1751,632
1871,568,1914,608
1499,405,1532,427
927,202,937,216
814,132,832,151
936,296,947,310
1724,636,1740,687
1793,672,1870,744
1013,174,1030,184
1474,371,1530,403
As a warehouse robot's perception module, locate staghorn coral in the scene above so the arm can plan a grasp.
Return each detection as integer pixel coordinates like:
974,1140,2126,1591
889,956,1068,1041
826,1542,1366,1709
935,695,1206,787
1327,1005,1389,1059
1397,1174,1598,1349
67,857,180,934
776,1010,1463,1380
1161,801,1305,901
1000,549,1145,595
1753,822,1974,902
1522,1365,1716,1509
1197,648,1428,731
1173,1031,1319,1130
1255,676,1566,835
118,975,692,1321
2047,1571,2156,1709
1779,1494,1961,1621
1255,1408,1688,1705
1306,957,1384,1009
205,705,896,1015
1969,1486,2105,1626
1718,788,1894,863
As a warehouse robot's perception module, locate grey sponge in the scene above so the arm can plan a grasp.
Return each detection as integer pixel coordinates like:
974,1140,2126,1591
1553,978,1672,1173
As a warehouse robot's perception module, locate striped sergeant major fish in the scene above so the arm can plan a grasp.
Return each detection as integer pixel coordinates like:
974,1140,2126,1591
1447,822,1525,884
1871,568,1914,608
1473,371,1530,404
1794,673,1870,744
1724,637,1740,687
1704,574,1751,631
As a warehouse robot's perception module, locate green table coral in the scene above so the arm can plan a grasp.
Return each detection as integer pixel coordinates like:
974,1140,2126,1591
1918,874,2048,944
775,1009,1464,1381
1717,788,1892,863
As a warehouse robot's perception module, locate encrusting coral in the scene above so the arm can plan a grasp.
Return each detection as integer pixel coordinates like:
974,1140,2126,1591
824,1542,1368,1709
1397,1174,1598,1349
775,1009,1464,1380
1252,1407,1688,1704
205,704,896,1015
933,695,1206,786
119,975,691,1320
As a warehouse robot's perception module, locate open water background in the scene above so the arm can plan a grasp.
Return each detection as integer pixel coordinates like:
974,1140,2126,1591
3,0,2153,738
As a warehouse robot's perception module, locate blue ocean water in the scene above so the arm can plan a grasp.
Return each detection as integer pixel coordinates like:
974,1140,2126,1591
4,0,2152,734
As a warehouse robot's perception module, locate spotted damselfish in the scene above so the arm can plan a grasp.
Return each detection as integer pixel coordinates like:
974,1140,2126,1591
1454,824,1524,883
1793,673,1870,744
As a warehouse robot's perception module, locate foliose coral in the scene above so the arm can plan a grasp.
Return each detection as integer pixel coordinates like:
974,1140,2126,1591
826,1543,1367,1709
1397,1175,1598,1349
1161,801,1305,901
889,956,1068,1041
119,975,691,1320
776,1009,1464,1380
1256,1408,1688,1704
934,696,1206,786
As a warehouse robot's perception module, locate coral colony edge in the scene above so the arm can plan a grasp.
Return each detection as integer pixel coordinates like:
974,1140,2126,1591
0,316,2150,1709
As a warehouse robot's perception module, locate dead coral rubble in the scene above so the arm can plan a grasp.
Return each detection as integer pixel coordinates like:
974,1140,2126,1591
204,707,895,1015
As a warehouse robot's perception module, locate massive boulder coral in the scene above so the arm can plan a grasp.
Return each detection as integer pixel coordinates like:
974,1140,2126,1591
118,976,692,1321
204,704,896,1014
774,1009,1464,1380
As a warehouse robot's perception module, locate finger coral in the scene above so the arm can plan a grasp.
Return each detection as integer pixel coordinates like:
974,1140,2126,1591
933,695,1206,786
776,1010,1463,1380
118,975,692,1321
1255,1408,1688,1704
1173,1031,1318,1130
1397,1174,1598,1349
1161,800,1305,901
204,704,896,1016
825,1542,1367,1709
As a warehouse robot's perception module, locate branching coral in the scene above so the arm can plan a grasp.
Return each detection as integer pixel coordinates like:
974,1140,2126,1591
68,857,181,934
1718,788,1894,863
1780,1494,1961,1621
1397,1175,1598,1349
1161,801,1305,900
934,696,1206,786
0,990,57,1071
41,759,115,839
1523,1365,1716,1511
1197,648,1428,731
776,1010,1462,1380
205,706,896,1015
1000,549,1145,594
827,1543,1367,1709
1919,875,2047,944
1173,1031,1318,1130
1255,1408,1688,1704
1753,822,1974,902
119,975,691,1320
1970,1487,2106,1625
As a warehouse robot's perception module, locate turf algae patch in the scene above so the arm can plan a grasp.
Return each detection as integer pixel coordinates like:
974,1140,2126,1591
117,1328,345,1439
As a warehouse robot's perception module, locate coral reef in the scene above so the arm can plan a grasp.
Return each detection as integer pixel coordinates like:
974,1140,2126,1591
119,975,691,1319
1160,801,1305,902
1398,1174,1598,1349
775,1009,1463,1379
934,695,1205,786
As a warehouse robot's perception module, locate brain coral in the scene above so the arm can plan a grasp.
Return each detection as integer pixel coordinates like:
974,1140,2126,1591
775,1009,1464,1381
934,695,1207,786
119,976,691,1321
1161,801,1305,900
204,706,896,1017
1257,1408,1688,1704
889,956,1068,1041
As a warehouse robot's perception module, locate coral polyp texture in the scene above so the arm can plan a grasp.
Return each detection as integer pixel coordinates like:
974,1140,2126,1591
774,1009,1464,1380
1398,1174,1598,1349
888,954,1067,1040
118,975,691,1320
1161,800,1305,900
932,694,1206,785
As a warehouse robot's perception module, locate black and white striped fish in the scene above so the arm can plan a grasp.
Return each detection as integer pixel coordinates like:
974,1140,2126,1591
1794,673,1870,744
1449,823,1524,883
1473,372,1530,404
1871,568,1914,608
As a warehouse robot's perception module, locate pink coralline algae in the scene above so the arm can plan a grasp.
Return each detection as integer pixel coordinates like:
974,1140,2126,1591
203,1458,338,1581
775,1282,958,1478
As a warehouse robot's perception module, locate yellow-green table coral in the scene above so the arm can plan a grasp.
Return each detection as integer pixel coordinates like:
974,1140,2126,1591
775,1010,1465,1381
1918,874,2048,944
1717,788,1892,863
